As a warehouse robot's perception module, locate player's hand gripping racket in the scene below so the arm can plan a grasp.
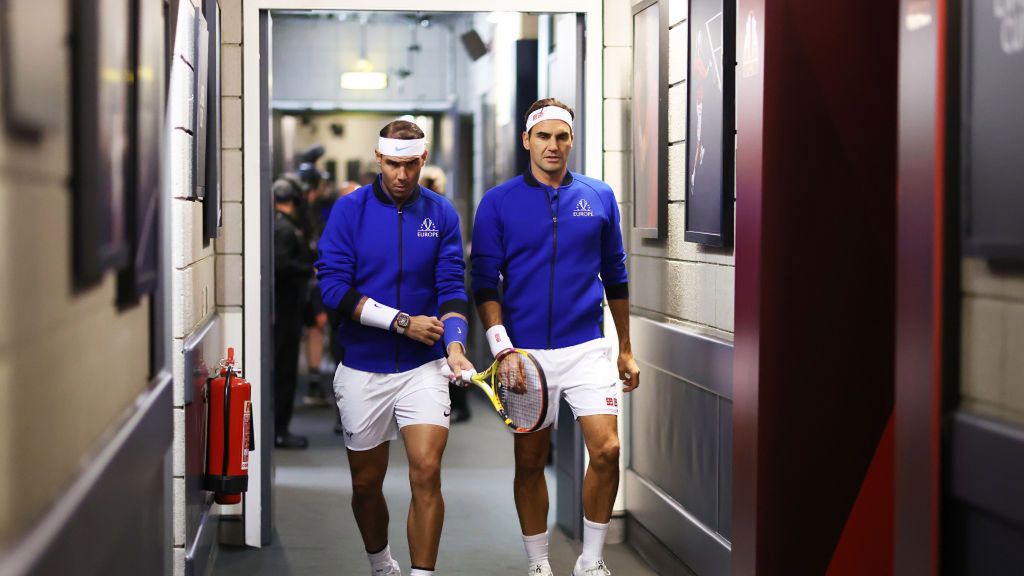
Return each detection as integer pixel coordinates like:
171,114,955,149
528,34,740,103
442,350,548,433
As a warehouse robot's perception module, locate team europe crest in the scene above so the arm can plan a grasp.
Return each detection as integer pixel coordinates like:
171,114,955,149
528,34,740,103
572,199,593,217
418,218,440,238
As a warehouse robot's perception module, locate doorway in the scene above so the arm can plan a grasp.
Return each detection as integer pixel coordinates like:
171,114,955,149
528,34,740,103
239,0,605,549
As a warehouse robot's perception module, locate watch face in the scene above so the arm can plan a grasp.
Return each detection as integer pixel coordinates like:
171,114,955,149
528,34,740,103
398,314,411,328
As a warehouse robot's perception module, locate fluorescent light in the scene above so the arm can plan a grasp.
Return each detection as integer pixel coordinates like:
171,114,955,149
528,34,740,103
341,71,389,90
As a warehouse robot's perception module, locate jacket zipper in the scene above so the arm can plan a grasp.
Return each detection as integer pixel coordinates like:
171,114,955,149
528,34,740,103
545,189,558,348
396,207,403,372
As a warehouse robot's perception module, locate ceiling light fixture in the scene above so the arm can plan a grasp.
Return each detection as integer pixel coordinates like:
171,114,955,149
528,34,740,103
341,21,388,90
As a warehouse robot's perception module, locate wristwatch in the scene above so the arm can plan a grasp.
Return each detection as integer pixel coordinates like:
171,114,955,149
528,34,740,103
394,312,411,335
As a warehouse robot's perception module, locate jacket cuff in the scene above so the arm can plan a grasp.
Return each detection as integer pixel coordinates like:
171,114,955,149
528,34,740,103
439,298,469,317
474,288,500,305
604,283,629,300
339,288,365,318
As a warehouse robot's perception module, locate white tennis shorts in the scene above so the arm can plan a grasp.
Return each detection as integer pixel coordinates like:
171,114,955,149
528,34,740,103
334,358,451,451
524,337,621,430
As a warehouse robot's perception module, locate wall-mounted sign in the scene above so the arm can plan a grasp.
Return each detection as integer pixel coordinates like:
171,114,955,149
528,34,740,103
962,0,1024,261
685,0,735,247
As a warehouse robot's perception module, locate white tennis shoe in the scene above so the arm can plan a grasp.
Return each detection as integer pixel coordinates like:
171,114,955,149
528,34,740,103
372,559,402,576
529,563,554,576
571,557,611,576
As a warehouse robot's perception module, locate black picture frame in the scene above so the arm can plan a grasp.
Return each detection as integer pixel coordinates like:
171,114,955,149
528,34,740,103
117,0,165,305
684,0,735,247
72,0,132,289
960,0,1024,262
203,0,222,241
631,0,668,239
193,7,209,200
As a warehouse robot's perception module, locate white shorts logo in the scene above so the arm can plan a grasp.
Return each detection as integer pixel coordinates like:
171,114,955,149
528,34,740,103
417,218,440,238
572,199,593,217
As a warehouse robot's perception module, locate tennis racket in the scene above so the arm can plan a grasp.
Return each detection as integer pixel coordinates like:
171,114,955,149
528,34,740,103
442,350,548,433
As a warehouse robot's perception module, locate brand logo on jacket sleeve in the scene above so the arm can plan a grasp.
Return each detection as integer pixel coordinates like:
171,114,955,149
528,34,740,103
417,218,440,238
572,199,594,217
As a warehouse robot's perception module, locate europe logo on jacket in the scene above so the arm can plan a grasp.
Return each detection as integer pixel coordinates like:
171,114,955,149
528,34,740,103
572,199,594,217
418,218,440,238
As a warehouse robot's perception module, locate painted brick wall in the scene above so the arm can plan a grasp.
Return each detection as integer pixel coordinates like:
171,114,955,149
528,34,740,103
170,0,225,572
961,258,1024,425
609,0,735,340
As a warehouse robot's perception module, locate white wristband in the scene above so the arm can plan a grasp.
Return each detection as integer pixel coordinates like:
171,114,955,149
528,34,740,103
360,298,400,331
485,325,514,358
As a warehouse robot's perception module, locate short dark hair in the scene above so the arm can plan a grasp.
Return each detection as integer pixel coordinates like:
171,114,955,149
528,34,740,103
523,98,575,133
379,120,425,139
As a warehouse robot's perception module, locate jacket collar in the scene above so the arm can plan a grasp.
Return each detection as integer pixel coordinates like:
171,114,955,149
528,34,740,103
372,174,421,207
523,165,574,188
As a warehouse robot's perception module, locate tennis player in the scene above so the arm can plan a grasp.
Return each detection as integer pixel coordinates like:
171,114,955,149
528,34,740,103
471,98,640,576
317,120,474,576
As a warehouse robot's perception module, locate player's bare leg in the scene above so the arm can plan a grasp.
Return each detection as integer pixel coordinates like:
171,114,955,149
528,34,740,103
513,426,553,535
401,424,449,571
348,442,392,552
579,414,620,523
573,414,621,575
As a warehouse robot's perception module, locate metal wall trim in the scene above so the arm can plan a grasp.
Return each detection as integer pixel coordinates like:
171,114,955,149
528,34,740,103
625,470,731,576
626,515,697,576
950,411,1024,528
630,316,734,399
183,315,220,576
0,373,172,576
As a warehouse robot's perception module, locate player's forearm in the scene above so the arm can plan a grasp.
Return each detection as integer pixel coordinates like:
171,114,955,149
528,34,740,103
477,300,504,330
608,298,632,354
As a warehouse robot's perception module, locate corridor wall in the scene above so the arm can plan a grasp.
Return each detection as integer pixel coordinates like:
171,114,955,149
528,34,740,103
0,1,171,574
169,0,227,574
606,0,736,574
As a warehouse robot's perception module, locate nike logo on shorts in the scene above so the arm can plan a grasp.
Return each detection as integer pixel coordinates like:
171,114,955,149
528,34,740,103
444,409,451,417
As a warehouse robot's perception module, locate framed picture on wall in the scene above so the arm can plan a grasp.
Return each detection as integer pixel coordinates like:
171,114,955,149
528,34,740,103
118,0,165,304
961,0,1024,261
631,0,668,239
193,7,209,200
72,0,132,288
0,0,63,142
203,0,222,241
684,0,736,247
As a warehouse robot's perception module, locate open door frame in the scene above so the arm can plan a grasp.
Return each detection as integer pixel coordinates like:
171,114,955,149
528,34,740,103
241,0,605,548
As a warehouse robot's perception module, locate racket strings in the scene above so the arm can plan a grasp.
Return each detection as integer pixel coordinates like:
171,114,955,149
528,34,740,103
497,357,544,428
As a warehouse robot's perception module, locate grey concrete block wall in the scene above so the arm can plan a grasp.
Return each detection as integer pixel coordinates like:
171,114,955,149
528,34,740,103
608,0,735,337
961,258,1024,425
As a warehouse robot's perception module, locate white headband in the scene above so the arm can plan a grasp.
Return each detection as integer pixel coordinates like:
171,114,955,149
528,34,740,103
378,137,427,157
525,106,574,133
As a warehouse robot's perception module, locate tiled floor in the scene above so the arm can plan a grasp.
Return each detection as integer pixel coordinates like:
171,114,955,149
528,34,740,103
211,380,657,576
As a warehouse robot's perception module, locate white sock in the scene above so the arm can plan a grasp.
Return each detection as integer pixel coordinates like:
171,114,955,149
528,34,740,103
368,544,394,573
580,518,609,565
409,570,434,576
522,531,551,567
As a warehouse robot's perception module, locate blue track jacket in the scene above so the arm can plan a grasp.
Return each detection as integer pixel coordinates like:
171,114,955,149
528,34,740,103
471,169,629,350
317,177,468,373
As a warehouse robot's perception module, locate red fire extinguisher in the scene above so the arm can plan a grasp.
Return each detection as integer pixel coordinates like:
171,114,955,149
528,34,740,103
204,347,255,505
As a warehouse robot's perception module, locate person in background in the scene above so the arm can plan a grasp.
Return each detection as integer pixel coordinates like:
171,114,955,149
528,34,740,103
296,162,332,407
271,178,313,450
